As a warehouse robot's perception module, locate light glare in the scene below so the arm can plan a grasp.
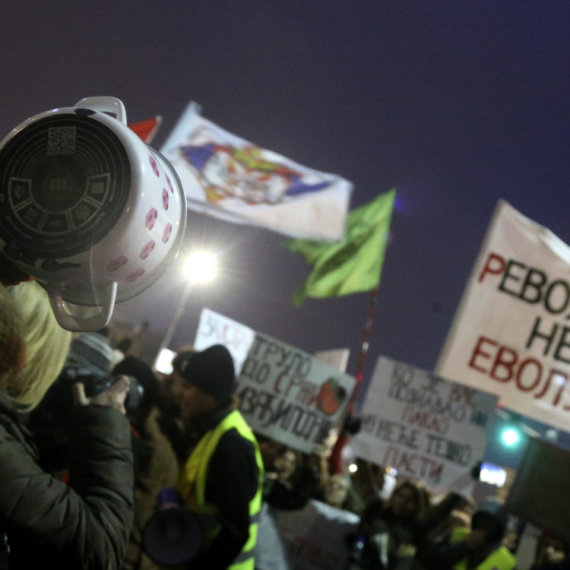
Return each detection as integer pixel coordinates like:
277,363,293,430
184,252,218,283
502,428,519,446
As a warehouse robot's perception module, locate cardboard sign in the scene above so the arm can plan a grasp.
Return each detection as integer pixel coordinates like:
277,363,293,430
268,500,359,570
194,309,356,454
352,356,498,490
194,308,255,374
237,332,356,454
437,200,570,429
314,349,350,373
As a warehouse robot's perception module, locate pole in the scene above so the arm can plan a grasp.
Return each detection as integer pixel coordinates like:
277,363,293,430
153,280,193,367
349,286,379,412
329,287,379,474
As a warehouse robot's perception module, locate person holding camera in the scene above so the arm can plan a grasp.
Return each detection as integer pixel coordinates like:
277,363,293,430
0,280,134,570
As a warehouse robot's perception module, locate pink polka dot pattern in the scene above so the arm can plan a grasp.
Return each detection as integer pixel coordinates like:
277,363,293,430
107,255,128,272
162,223,173,244
162,188,169,210
145,207,158,231
140,240,156,260
166,174,174,194
126,268,146,283
149,154,160,177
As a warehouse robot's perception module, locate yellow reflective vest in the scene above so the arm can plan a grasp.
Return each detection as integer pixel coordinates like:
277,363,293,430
449,528,516,570
178,410,264,570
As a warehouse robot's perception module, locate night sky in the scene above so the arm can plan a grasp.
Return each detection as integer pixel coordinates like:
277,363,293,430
2,2,570,446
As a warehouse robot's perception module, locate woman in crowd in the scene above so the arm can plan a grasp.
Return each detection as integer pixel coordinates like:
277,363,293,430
349,479,464,569
0,281,134,570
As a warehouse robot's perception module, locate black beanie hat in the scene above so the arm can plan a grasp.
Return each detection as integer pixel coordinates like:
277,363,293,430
174,344,236,398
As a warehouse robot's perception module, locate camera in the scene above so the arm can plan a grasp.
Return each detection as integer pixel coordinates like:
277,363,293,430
65,367,144,411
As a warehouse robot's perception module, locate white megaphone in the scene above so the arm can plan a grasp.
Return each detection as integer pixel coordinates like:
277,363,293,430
143,487,203,566
0,97,187,332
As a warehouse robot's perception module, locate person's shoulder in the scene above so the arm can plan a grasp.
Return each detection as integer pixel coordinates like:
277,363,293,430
217,427,256,453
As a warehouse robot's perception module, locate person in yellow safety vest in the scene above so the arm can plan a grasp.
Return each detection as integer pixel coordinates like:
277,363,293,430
422,497,516,570
171,345,264,570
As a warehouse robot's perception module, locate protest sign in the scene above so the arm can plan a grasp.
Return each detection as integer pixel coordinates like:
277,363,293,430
352,356,498,490
161,102,352,241
237,332,356,454
437,200,570,429
314,349,350,373
268,500,359,570
194,308,255,374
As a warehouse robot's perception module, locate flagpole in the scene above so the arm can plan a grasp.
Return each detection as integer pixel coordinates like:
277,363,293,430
329,286,379,474
348,286,379,413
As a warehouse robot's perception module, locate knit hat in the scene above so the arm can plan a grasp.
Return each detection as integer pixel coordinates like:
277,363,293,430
174,344,236,398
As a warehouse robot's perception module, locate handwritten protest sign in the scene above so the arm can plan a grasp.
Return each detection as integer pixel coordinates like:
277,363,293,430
237,332,356,454
194,309,356,453
352,356,498,490
194,308,255,374
438,200,570,429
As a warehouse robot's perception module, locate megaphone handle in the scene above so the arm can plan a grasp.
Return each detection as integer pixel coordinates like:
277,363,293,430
47,282,117,333
74,97,127,125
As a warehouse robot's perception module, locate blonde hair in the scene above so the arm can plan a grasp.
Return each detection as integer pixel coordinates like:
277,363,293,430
0,285,26,380
3,282,72,410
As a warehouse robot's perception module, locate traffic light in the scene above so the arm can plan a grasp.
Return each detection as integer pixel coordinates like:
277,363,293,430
497,411,524,449
501,427,521,447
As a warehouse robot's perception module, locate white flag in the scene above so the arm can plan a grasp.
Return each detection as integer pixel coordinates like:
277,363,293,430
161,102,352,241
437,200,570,429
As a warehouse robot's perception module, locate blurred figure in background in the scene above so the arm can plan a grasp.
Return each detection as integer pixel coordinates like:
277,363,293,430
422,497,516,570
349,480,464,569
113,356,179,570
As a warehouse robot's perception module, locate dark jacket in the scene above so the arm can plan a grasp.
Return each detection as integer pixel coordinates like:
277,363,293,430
0,391,134,570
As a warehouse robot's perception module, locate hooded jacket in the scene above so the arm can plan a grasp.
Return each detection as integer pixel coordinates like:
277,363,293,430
0,391,134,570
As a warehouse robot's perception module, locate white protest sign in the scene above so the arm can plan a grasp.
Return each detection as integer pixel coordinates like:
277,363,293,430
237,332,356,454
352,356,498,491
437,200,570,429
314,349,350,373
194,308,255,374
269,500,359,570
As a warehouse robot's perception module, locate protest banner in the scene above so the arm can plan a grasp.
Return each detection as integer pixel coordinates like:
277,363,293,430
351,356,498,491
194,308,255,374
267,500,359,570
161,102,352,241
237,332,356,454
437,200,570,429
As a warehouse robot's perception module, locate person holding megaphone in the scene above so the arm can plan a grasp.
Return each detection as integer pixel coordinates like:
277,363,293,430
145,346,263,570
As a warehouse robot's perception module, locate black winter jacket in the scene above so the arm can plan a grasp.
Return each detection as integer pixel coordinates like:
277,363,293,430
0,392,134,570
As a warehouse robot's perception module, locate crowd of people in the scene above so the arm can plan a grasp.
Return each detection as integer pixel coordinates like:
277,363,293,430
1,272,569,570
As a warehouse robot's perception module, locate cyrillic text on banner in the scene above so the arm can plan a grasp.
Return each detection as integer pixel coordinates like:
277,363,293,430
437,200,570,429
352,356,497,491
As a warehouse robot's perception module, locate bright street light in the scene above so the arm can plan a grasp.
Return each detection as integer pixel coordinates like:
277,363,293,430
153,250,219,371
183,251,218,283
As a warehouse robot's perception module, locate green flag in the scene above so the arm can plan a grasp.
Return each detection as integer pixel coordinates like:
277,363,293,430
284,189,396,306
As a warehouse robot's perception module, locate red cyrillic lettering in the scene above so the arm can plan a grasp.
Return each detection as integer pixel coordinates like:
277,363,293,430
478,252,506,283
490,345,517,382
468,336,497,373
515,358,542,392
